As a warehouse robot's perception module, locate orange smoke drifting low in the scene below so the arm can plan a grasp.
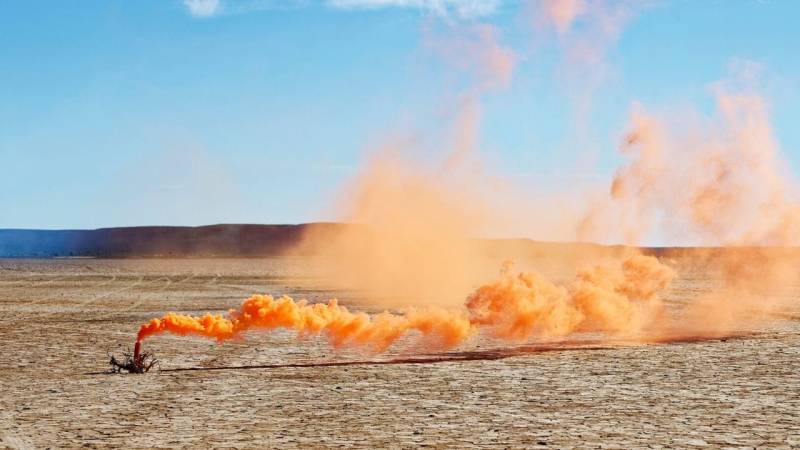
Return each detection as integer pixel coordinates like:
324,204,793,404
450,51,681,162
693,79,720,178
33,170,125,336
467,254,674,340
137,295,472,353
135,255,675,353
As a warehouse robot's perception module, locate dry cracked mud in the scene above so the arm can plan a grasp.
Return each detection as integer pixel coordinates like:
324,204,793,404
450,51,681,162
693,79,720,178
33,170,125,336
0,258,798,449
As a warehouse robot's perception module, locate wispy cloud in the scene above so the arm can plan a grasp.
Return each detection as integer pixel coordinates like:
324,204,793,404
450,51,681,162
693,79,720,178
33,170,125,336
182,0,312,18
327,0,502,19
184,0,221,17
181,0,499,19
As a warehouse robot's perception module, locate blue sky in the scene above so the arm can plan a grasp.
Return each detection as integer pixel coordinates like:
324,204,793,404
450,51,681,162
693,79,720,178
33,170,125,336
1,0,799,230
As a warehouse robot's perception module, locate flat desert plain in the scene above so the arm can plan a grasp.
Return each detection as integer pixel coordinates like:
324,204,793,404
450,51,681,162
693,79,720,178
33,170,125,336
0,257,799,449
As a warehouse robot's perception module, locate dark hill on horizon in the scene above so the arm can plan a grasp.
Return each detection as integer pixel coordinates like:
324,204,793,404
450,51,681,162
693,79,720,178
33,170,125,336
0,224,776,259
0,224,349,258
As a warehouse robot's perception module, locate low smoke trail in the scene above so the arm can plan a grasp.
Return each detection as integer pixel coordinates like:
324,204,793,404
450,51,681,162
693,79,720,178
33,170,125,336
136,255,675,352
137,295,472,352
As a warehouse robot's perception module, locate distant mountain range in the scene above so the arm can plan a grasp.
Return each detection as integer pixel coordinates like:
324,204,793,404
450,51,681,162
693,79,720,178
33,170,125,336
0,224,348,258
0,223,771,258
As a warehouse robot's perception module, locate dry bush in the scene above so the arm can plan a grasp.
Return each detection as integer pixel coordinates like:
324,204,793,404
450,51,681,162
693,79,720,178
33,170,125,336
109,347,159,374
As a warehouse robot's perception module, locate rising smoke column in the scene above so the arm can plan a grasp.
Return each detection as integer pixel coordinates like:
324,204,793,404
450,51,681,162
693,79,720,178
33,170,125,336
580,63,800,337
290,21,519,309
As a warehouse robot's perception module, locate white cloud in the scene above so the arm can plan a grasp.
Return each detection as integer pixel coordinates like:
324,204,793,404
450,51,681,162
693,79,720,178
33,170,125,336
184,0,221,17
327,0,501,19
180,0,499,19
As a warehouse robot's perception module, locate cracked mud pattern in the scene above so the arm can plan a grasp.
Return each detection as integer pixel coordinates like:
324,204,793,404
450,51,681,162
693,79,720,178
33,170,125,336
0,258,798,449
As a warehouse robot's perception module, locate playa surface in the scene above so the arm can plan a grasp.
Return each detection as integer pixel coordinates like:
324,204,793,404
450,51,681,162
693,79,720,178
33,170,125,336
1,258,798,449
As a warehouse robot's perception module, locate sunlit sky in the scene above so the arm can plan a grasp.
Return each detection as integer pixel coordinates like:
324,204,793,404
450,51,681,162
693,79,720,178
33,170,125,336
2,0,799,230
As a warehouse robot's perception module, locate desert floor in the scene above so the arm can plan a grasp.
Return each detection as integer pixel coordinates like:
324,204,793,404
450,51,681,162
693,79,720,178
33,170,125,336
0,257,798,449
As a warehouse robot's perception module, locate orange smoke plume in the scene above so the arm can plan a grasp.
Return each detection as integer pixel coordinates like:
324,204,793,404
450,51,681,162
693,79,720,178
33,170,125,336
137,295,472,352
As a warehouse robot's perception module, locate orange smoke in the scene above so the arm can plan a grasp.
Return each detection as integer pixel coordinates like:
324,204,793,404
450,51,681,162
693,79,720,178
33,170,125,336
136,14,798,357
288,20,518,309
426,22,516,92
582,64,798,247
531,0,647,125
137,255,677,351
467,254,674,341
579,64,800,338
137,295,472,352
291,149,496,308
